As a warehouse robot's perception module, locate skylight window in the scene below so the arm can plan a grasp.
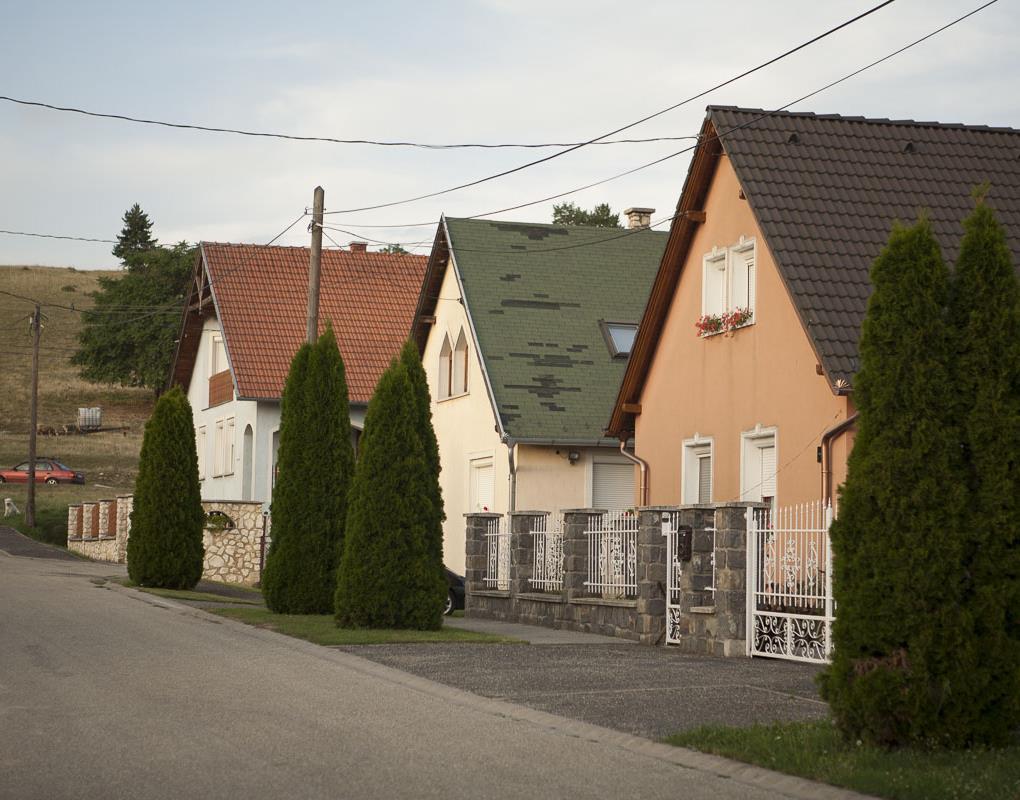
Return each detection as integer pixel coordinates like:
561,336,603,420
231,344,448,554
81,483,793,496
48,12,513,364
600,321,638,358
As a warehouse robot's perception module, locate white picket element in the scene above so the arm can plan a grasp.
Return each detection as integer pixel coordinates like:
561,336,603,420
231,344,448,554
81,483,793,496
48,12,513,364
584,510,638,598
484,515,510,591
530,514,563,591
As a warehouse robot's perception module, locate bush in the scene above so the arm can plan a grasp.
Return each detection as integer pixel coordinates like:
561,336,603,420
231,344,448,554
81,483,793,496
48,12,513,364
819,218,972,748
335,359,446,629
261,325,355,614
126,386,204,588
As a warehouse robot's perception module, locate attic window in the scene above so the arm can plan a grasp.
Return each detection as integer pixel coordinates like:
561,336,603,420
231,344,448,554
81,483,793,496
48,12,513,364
600,321,638,358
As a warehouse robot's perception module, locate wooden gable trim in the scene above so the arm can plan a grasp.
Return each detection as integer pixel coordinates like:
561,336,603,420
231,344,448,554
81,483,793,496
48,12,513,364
606,117,724,437
167,247,213,394
411,220,450,355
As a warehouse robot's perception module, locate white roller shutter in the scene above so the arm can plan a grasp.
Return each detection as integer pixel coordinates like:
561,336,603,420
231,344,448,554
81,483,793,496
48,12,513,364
697,454,712,504
470,460,494,512
759,444,777,501
592,462,635,511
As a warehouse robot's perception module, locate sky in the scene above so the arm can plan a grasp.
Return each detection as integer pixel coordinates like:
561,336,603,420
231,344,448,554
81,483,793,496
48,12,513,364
0,0,1016,269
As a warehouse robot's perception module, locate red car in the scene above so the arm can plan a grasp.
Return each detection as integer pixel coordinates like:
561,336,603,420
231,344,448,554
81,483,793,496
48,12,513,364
0,459,85,485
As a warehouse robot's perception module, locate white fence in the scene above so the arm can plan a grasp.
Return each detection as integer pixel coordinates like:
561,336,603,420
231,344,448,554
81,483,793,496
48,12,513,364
484,515,511,590
747,501,834,663
584,510,638,598
530,514,563,591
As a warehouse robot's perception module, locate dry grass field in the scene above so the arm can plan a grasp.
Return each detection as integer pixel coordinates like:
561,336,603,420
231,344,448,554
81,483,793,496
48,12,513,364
1,266,158,541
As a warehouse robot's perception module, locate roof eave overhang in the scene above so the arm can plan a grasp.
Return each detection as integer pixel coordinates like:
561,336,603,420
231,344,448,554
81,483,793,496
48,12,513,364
410,220,450,354
167,246,213,394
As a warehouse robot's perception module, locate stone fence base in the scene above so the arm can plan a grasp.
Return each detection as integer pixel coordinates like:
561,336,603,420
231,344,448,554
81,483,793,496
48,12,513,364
68,496,267,586
465,502,763,655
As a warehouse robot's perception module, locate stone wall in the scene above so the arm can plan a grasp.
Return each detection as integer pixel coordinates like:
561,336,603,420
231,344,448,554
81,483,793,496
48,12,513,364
464,502,764,654
66,495,267,586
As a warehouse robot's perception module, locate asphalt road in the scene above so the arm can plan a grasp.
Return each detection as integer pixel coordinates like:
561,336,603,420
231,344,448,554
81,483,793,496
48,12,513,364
0,539,863,800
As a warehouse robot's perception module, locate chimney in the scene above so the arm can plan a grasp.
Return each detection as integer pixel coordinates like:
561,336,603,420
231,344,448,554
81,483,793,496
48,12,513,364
623,207,655,229
349,241,368,253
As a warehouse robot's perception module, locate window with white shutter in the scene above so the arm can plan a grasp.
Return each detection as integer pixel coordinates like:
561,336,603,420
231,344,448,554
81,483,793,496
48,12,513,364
592,462,634,510
682,439,713,504
469,458,494,512
698,454,712,504
702,252,727,317
197,426,207,480
740,428,777,504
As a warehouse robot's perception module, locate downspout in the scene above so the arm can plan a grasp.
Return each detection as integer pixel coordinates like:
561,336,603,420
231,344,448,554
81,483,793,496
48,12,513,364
503,435,517,512
821,412,859,507
618,438,649,507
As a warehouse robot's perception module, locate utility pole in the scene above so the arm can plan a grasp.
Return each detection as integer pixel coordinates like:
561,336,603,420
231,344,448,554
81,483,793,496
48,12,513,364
306,186,324,343
26,304,41,528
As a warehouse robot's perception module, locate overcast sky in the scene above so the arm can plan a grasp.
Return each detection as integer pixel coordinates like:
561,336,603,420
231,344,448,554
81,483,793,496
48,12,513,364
0,0,1016,269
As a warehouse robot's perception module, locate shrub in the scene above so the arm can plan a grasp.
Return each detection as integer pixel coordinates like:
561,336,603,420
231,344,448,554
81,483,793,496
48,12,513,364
126,386,204,588
335,360,446,629
261,325,354,614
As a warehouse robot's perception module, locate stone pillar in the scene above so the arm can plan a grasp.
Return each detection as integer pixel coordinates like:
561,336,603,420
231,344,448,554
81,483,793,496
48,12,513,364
509,511,545,597
81,502,97,539
115,495,133,563
98,500,111,539
712,502,764,656
464,512,502,615
561,509,602,603
636,507,676,645
67,504,82,542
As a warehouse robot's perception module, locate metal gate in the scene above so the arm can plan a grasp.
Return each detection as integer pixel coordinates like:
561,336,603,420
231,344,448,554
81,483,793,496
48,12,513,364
747,501,834,663
663,511,685,644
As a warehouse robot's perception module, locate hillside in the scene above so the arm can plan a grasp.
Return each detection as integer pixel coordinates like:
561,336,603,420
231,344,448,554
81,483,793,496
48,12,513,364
0,265,156,514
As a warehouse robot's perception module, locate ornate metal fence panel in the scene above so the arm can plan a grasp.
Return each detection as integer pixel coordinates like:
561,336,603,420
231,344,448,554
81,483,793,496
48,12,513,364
484,515,511,590
747,501,834,663
663,511,684,644
531,513,563,591
584,510,638,598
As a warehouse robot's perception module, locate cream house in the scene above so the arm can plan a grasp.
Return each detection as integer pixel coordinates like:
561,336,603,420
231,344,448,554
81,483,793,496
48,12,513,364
169,241,427,504
413,215,667,574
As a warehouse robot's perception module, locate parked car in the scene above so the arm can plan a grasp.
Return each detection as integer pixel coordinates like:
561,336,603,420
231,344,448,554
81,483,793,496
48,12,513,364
0,459,85,485
444,568,465,615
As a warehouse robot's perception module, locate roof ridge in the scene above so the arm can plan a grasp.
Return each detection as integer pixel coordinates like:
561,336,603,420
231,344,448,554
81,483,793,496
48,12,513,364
446,217,669,234
707,105,1020,135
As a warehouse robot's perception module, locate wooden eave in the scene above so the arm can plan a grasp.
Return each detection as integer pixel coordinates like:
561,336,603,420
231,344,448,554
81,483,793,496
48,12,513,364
167,246,215,394
606,116,723,437
411,219,450,354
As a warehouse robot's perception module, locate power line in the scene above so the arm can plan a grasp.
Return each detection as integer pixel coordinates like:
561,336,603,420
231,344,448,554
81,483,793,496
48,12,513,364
0,93,701,150
320,0,897,216
0,229,116,244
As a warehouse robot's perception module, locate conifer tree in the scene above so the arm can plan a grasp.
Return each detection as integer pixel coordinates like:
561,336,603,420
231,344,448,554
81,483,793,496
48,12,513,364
262,325,355,613
946,192,1020,742
127,386,204,588
399,341,446,569
112,203,157,264
819,218,972,747
335,360,446,629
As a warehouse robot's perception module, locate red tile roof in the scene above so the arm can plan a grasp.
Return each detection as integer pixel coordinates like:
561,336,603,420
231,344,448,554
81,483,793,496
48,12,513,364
201,243,427,403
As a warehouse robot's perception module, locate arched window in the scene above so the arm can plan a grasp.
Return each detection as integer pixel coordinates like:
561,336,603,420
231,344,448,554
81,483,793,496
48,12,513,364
438,334,453,399
453,329,469,395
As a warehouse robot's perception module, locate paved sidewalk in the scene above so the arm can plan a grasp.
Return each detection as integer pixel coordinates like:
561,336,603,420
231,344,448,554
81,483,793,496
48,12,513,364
0,525,81,561
444,616,631,644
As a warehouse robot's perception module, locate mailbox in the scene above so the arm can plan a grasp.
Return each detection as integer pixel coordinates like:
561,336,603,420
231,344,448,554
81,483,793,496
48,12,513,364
676,525,693,562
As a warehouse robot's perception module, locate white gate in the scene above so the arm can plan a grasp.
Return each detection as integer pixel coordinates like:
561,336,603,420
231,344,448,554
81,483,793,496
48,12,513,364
484,515,510,590
747,502,834,663
663,511,684,644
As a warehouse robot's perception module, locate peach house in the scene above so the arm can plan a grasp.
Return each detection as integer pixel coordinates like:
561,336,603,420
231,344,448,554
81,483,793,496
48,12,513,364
608,106,1020,510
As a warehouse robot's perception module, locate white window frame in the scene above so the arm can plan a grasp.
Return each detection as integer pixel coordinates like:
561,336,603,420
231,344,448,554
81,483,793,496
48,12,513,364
197,425,207,480
700,237,757,326
210,332,228,377
438,333,453,400
739,425,778,504
212,416,236,478
452,329,469,396
468,454,495,513
589,457,636,511
701,248,728,318
681,435,714,505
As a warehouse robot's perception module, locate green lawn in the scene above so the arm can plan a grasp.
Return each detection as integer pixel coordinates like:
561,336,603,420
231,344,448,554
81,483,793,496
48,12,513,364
666,721,1020,800
208,607,523,646
133,586,264,605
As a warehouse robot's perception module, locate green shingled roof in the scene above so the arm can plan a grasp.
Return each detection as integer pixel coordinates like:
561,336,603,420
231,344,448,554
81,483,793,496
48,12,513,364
445,217,667,442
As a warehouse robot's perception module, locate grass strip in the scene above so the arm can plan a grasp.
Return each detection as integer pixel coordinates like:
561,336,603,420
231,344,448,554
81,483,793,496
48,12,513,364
135,586,264,605
208,606,523,646
665,720,1020,800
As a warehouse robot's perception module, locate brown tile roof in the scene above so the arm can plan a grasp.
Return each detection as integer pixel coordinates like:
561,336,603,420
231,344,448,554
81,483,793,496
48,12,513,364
609,107,1020,435
200,243,427,403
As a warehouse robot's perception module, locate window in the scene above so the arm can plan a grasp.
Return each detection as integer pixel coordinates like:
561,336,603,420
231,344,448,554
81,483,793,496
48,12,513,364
210,333,228,376
197,426,207,479
701,238,757,325
469,457,495,512
438,334,453,400
682,438,713,504
453,329,469,395
741,427,777,506
599,321,638,358
592,461,635,510
212,417,235,477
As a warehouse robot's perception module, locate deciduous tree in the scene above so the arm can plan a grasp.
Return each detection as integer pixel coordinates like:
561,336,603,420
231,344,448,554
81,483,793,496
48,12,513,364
552,202,621,228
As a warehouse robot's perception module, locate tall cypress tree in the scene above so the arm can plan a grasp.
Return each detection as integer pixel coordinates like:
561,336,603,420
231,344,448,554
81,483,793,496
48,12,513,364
819,218,972,748
946,193,1020,743
262,324,355,614
127,386,204,589
335,360,446,629
399,341,446,570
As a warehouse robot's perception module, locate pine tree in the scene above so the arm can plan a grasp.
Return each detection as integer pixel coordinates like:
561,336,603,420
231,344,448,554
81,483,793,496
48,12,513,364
819,218,972,748
946,192,1020,743
262,325,355,614
112,203,157,264
335,360,446,629
127,386,204,588
399,341,446,570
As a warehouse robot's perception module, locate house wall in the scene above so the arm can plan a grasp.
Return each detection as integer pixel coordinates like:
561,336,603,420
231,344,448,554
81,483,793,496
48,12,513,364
514,445,637,512
636,157,852,508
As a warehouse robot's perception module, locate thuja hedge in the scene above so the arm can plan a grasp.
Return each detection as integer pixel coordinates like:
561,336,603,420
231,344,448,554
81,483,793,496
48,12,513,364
262,324,355,614
335,356,446,629
127,386,204,589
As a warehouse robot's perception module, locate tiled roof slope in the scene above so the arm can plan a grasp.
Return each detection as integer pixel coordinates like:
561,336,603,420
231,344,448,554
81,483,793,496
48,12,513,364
711,107,1020,384
203,243,427,403
446,218,667,441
